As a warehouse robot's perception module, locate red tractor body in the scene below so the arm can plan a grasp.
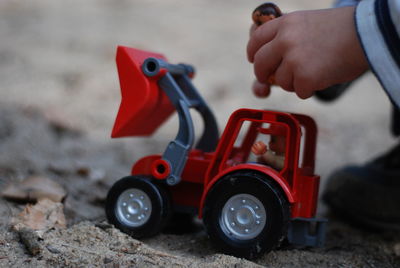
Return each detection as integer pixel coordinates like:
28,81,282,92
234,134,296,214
131,109,320,220
106,46,326,259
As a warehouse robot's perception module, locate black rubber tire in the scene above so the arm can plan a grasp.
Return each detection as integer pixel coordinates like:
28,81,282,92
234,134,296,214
203,171,290,259
105,175,171,238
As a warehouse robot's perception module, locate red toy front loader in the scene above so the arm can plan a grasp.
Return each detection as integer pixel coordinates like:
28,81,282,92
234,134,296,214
105,46,326,259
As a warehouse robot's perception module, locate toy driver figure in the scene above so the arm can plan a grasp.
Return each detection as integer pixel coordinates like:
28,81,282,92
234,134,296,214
251,125,286,170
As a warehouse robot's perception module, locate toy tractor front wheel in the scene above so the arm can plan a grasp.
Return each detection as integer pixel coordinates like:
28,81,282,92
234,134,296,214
105,175,171,238
203,171,290,259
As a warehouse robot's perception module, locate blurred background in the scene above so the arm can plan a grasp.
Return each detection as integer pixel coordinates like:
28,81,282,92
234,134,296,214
0,0,396,198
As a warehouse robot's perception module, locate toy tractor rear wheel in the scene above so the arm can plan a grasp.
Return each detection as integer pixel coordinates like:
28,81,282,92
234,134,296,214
203,171,290,259
105,175,171,238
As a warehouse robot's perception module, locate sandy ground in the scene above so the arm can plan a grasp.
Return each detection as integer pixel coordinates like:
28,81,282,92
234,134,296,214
0,0,399,267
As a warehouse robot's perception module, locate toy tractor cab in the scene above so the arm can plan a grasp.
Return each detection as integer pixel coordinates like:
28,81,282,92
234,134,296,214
105,46,326,259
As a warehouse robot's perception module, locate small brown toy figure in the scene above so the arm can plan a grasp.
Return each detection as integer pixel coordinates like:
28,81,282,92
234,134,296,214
252,2,282,26
251,127,286,170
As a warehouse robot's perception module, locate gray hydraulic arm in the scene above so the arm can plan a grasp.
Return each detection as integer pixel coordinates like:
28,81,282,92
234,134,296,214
142,57,219,185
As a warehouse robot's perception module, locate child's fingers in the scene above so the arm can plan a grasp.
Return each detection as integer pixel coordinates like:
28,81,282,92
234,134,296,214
247,18,280,62
293,75,315,99
252,80,271,98
249,24,257,37
253,40,282,84
295,89,314,99
274,59,294,92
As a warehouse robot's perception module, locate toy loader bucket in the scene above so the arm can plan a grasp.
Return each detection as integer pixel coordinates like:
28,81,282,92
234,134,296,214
111,46,175,138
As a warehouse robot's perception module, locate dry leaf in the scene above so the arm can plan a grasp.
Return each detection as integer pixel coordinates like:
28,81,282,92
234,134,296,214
1,176,66,202
12,198,66,236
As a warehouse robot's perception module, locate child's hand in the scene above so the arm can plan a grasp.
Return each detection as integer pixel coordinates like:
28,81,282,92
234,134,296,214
247,6,369,99
252,80,271,98
251,141,268,155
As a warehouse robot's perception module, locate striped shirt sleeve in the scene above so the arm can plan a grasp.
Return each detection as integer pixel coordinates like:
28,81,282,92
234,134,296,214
334,0,361,7
355,0,400,108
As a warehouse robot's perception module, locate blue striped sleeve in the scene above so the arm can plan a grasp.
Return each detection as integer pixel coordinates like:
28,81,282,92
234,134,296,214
355,0,400,108
334,0,361,7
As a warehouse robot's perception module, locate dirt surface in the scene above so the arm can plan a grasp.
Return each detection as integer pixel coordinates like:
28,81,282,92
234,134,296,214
1,0,399,267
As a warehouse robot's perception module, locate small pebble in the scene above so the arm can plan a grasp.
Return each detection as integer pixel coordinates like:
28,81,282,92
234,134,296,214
104,257,113,264
46,245,61,254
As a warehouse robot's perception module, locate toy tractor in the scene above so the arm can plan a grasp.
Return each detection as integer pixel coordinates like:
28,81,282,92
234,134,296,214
105,46,326,259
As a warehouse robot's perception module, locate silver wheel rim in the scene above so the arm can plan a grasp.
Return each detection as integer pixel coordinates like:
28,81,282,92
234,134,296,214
220,193,266,240
116,189,152,227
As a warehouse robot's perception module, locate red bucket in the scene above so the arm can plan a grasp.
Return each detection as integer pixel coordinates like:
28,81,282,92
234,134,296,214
111,46,175,138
